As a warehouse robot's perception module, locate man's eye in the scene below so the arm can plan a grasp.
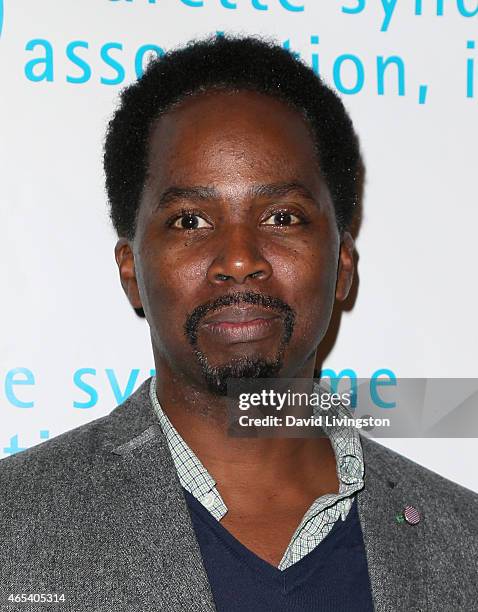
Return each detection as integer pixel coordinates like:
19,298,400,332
171,213,212,230
262,211,303,226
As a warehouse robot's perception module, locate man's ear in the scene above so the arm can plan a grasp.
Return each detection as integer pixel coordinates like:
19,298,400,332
114,238,143,310
335,231,355,302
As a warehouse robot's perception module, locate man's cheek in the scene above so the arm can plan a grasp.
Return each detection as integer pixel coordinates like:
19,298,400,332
297,288,333,337
155,263,206,301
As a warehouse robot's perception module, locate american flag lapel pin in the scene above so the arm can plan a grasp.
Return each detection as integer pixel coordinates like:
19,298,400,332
395,505,421,525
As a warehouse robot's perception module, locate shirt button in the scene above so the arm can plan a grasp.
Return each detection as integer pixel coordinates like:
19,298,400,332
201,492,215,510
339,455,362,485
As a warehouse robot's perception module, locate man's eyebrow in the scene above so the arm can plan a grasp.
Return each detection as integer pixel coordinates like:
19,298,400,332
249,182,318,205
154,182,318,212
154,186,220,211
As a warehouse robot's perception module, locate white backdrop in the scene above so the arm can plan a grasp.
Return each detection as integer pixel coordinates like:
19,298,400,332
1,0,477,490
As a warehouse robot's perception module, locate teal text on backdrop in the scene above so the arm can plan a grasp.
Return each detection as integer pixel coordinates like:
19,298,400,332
3,367,397,409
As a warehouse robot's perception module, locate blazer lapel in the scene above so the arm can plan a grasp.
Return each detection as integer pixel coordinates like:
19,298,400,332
89,379,217,612
358,437,429,612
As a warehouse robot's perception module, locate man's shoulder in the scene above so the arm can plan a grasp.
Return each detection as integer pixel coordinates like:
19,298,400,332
0,411,112,479
0,377,155,490
361,436,478,528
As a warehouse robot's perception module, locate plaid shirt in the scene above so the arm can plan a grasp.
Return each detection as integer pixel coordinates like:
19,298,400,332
149,376,364,570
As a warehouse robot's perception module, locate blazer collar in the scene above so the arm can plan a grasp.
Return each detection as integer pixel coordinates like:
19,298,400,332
102,378,428,612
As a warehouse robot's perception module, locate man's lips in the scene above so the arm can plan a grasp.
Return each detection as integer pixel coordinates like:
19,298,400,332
201,305,282,325
199,306,282,343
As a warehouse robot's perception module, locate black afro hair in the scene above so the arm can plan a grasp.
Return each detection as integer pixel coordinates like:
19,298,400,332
104,33,362,240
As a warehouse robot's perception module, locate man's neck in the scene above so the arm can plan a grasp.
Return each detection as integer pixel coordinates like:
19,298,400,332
153,357,340,505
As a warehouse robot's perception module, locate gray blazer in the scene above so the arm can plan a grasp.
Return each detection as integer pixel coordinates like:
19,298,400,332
0,378,477,611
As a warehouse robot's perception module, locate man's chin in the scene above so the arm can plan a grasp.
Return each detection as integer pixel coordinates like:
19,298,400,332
196,353,283,396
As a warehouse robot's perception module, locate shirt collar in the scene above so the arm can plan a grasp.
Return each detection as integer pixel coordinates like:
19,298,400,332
149,376,228,519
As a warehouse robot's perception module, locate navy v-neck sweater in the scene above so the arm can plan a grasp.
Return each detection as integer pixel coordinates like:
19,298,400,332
184,489,374,611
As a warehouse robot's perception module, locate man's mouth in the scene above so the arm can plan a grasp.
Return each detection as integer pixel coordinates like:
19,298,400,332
200,305,282,343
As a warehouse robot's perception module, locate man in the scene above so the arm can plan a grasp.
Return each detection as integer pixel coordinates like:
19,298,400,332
1,35,476,611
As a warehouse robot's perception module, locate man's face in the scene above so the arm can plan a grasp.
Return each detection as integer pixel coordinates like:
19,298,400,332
116,90,354,395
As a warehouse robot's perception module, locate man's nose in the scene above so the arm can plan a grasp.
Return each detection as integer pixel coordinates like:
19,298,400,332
206,224,273,286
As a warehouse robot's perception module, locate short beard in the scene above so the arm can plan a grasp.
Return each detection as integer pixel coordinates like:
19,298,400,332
192,351,284,396
184,290,295,396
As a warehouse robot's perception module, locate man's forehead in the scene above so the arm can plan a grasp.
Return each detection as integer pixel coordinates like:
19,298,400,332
146,89,318,160
142,89,324,210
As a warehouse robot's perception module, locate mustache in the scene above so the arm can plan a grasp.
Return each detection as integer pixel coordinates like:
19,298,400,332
184,290,296,345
